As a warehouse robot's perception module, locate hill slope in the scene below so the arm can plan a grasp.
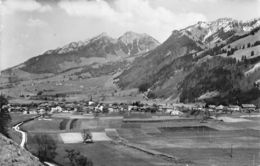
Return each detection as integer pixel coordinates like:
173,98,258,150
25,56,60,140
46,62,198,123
117,18,260,104
0,133,44,166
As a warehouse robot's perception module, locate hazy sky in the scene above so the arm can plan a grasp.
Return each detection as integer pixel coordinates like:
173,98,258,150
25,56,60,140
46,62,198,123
1,0,260,70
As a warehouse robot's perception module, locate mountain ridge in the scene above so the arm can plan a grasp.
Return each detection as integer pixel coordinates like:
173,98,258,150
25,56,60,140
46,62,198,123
2,31,159,75
116,17,260,104
1,17,260,105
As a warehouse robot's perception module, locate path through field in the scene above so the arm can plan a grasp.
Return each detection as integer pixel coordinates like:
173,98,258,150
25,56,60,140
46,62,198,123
13,122,26,148
13,117,57,166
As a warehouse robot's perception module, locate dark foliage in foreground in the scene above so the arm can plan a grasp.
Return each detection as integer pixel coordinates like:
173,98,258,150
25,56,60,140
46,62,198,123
65,149,93,166
0,95,11,138
32,134,57,162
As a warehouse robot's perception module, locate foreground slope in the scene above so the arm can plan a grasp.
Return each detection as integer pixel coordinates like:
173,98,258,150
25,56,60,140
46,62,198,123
0,133,43,166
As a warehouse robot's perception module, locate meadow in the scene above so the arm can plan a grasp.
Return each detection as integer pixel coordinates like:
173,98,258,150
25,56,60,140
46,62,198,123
14,112,260,166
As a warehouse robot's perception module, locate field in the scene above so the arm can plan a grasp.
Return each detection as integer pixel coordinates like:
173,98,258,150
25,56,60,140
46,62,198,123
18,112,260,166
8,113,37,144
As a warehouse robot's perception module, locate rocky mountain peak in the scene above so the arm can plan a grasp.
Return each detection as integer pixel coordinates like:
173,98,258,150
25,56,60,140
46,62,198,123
119,31,147,45
181,17,260,45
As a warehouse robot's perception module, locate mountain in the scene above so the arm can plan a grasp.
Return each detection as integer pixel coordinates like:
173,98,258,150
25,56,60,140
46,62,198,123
2,32,159,75
1,18,259,105
0,31,159,101
118,31,159,56
181,18,260,47
117,18,260,105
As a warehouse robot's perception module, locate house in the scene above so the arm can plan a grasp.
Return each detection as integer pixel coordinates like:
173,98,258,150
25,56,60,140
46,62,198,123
207,105,216,112
216,105,225,112
88,101,95,106
128,105,134,111
241,104,256,112
23,110,29,114
50,106,63,113
228,105,241,112
164,106,182,115
208,105,216,109
170,110,183,116
94,104,103,112
38,108,46,115
29,110,37,114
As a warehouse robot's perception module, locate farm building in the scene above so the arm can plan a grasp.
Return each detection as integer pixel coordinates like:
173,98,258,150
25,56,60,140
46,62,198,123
241,104,256,112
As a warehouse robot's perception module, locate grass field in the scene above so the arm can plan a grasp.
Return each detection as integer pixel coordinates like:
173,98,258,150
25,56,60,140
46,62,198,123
10,113,36,126
21,118,63,132
21,112,260,166
26,133,173,166
159,148,260,166
8,113,37,144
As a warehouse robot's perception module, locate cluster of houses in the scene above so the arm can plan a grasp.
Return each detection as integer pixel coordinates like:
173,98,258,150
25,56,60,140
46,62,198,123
193,103,258,113
3,100,259,117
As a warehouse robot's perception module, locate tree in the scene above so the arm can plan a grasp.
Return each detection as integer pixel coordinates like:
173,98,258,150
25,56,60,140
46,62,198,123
82,129,93,143
247,43,251,48
65,149,93,166
37,91,43,96
138,83,150,93
65,149,80,164
33,134,57,162
0,95,11,137
251,51,254,56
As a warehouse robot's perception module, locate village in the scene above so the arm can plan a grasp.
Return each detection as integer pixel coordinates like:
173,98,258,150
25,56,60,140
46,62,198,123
5,99,259,118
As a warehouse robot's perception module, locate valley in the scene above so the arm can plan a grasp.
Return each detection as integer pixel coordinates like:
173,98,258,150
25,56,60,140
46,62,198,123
1,16,260,166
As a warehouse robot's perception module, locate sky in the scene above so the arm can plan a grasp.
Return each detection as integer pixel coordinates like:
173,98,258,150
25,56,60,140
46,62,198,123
1,0,260,70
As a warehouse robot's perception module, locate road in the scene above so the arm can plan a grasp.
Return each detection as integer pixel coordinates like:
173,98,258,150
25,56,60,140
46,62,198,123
13,117,57,166
13,122,26,148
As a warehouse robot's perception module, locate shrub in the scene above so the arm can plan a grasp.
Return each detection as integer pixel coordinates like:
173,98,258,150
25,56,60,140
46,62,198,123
37,91,43,96
33,134,57,162
65,149,93,166
138,83,150,92
59,119,69,130
251,51,254,56
70,119,78,130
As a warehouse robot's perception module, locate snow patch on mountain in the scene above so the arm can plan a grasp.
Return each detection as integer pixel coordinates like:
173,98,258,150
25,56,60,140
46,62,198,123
181,17,260,45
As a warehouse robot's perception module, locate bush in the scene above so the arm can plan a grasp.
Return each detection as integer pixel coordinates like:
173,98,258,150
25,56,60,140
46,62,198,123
253,41,260,46
138,83,150,92
33,134,57,162
82,129,92,143
65,149,93,166
59,119,69,130
147,92,157,99
37,91,43,96
70,119,78,130
251,51,254,56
